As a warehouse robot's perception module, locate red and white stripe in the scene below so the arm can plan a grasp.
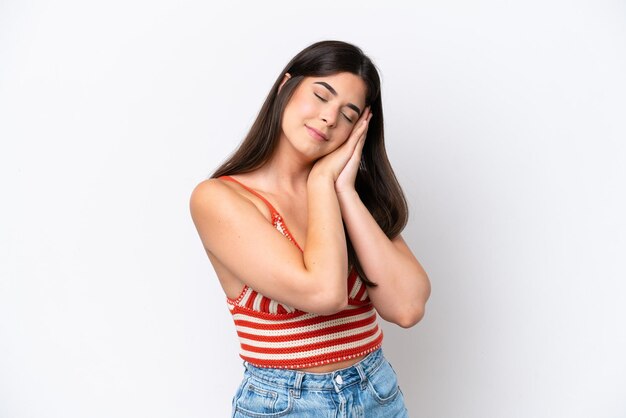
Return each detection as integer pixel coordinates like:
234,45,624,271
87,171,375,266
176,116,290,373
226,269,383,368
219,175,383,369
228,301,383,369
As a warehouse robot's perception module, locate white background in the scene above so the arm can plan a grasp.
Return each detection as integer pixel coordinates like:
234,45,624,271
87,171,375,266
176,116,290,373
1,1,625,417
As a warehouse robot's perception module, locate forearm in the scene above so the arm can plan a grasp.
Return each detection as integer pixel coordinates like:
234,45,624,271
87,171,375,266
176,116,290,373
337,190,430,327
304,174,349,300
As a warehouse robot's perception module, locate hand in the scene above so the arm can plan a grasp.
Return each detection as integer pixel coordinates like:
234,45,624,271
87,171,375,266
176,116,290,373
335,109,372,194
309,107,372,184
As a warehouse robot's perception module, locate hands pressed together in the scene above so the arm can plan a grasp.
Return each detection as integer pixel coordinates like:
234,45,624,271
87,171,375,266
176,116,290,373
309,107,373,194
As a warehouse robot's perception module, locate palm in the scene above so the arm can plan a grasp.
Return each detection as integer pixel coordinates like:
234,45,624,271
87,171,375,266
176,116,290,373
335,111,371,193
335,146,362,193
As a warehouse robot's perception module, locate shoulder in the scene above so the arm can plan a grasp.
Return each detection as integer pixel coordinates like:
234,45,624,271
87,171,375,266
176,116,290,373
190,177,232,195
189,177,271,222
190,177,243,214
190,177,229,204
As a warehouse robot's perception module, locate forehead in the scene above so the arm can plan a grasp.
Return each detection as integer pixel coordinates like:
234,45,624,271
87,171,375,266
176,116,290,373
306,72,367,105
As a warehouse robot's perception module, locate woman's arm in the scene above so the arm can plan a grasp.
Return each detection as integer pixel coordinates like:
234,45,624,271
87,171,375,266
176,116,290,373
333,110,430,328
190,175,347,315
190,110,371,315
337,190,431,328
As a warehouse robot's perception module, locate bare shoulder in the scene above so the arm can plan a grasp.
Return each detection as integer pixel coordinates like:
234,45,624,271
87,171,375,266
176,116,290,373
190,177,217,198
190,177,238,203
188,175,347,314
189,178,256,221
189,176,275,255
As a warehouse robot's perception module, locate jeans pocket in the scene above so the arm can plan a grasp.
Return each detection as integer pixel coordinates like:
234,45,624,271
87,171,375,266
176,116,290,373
234,378,293,417
366,359,401,405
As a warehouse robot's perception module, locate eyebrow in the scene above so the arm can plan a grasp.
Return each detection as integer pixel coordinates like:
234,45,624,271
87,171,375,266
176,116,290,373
313,81,362,116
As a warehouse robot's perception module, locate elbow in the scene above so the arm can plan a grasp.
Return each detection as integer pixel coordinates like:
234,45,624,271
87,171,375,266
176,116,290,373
305,271,350,315
396,305,426,329
317,301,348,316
397,275,431,328
311,289,349,316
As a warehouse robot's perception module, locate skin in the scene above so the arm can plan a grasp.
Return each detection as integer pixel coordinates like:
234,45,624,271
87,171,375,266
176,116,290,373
190,71,431,372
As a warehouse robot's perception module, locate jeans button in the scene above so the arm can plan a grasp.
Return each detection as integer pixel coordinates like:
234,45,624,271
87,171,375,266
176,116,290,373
335,374,343,384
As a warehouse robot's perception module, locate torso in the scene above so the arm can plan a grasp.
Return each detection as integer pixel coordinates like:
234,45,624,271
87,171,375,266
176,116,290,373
208,173,306,300
209,173,367,372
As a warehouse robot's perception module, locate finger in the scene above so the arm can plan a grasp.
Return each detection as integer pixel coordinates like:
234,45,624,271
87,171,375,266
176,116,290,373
356,107,370,126
350,106,369,130
352,115,370,139
357,112,372,141
356,120,369,150
342,109,371,154
350,114,371,157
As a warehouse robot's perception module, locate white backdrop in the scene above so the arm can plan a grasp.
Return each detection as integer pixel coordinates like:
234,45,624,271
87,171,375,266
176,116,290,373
1,1,625,417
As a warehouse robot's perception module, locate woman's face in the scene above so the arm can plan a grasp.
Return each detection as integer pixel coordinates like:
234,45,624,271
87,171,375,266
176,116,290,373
280,72,367,161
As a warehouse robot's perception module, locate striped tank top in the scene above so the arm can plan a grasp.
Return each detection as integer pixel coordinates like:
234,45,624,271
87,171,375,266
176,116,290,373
218,175,383,369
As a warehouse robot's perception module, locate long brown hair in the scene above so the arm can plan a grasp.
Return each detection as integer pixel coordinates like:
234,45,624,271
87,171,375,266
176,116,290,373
210,40,408,286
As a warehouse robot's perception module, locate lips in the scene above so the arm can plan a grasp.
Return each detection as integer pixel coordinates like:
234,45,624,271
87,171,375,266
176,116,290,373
305,125,329,141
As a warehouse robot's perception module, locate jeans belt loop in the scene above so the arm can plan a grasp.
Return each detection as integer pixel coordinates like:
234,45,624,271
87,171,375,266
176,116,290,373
355,363,368,390
291,371,304,399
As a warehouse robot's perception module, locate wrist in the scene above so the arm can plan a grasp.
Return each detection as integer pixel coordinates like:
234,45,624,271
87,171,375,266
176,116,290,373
336,188,360,204
307,170,335,189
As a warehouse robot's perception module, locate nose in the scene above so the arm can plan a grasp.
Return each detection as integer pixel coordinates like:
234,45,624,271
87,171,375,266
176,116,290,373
320,109,337,128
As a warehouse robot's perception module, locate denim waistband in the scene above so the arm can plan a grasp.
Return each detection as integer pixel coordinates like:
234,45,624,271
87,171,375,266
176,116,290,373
242,348,385,393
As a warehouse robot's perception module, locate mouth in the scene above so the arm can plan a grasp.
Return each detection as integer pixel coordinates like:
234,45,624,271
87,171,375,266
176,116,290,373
305,125,329,141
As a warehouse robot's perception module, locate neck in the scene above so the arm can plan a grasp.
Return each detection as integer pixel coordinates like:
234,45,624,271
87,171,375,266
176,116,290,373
254,137,316,195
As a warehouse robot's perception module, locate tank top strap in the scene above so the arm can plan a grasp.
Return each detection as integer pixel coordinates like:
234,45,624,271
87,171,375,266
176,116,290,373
218,175,280,216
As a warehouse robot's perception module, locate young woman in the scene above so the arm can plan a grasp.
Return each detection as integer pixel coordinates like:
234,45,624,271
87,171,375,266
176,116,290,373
190,40,431,417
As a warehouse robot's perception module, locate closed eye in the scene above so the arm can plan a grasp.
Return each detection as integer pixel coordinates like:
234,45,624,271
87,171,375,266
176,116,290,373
315,92,354,123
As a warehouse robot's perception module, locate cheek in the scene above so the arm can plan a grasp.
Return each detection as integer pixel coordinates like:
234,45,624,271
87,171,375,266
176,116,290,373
335,126,354,143
283,95,316,126
328,129,353,152
294,99,317,115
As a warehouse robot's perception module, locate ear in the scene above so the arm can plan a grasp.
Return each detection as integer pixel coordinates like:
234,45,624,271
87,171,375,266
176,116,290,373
278,72,292,93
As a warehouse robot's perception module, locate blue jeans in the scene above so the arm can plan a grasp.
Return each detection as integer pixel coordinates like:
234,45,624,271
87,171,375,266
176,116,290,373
231,348,409,417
